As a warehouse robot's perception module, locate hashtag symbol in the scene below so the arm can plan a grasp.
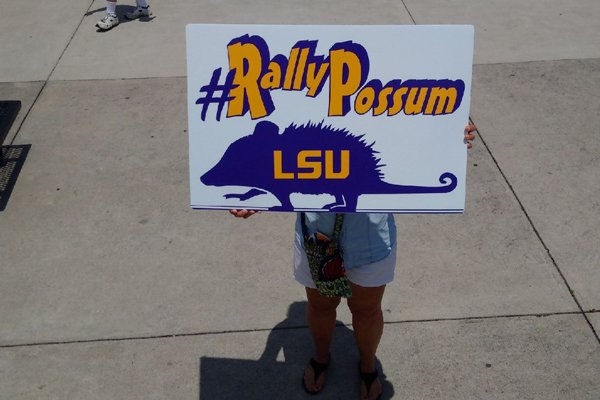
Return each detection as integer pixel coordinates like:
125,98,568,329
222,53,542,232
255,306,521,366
195,68,237,122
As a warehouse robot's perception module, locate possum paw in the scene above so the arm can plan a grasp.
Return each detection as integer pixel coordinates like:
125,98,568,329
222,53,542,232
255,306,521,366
323,195,357,212
323,202,344,210
224,188,267,201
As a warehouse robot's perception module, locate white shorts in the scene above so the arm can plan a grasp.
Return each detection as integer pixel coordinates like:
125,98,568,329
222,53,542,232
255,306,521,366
293,239,397,288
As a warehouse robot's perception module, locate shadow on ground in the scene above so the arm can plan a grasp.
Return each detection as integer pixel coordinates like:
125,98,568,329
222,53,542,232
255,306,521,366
200,301,395,399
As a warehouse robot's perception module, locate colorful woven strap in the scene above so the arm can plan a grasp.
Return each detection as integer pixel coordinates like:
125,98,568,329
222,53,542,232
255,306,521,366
301,213,344,246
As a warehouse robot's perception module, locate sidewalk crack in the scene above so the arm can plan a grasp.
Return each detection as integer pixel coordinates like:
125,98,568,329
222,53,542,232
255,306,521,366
7,0,95,145
470,116,600,344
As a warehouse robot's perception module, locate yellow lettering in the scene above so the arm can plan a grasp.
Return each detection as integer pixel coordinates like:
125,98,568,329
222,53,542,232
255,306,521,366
404,87,428,115
388,87,408,116
283,48,299,90
328,49,363,116
373,87,393,116
227,42,267,119
425,87,458,115
293,48,309,90
297,150,322,179
325,150,349,179
273,150,294,179
354,87,376,115
306,62,330,97
260,61,282,90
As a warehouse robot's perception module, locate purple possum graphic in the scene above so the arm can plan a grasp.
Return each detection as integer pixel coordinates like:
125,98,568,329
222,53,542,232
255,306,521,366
200,121,458,211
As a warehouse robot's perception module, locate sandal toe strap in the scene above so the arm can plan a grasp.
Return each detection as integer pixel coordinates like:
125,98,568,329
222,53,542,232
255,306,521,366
309,358,330,381
360,368,380,395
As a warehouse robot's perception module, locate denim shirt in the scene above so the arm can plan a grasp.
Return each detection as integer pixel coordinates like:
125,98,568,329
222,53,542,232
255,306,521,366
295,212,397,269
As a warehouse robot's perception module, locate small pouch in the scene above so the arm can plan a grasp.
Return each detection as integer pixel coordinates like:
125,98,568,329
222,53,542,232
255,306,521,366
302,213,352,298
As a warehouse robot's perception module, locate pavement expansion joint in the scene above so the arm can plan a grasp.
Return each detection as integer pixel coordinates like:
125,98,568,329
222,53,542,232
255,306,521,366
44,1,96,84
473,56,600,68
400,0,417,24
0,310,589,350
5,1,95,147
47,75,188,84
471,117,600,344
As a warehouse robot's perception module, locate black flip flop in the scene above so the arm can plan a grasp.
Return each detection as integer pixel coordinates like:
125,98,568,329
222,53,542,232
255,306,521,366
302,357,330,394
359,366,382,400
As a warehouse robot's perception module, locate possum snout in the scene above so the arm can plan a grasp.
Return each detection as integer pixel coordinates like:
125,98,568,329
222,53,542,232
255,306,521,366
200,168,220,186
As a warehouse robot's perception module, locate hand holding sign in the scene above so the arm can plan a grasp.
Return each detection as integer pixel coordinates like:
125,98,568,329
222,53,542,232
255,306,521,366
464,123,476,149
229,209,259,219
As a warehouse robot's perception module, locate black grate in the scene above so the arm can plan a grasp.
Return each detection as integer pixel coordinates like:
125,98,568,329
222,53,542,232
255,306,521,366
0,144,30,211
0,100,21,146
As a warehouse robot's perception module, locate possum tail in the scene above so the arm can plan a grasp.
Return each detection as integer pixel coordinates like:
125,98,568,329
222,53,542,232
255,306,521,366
377,172,458,194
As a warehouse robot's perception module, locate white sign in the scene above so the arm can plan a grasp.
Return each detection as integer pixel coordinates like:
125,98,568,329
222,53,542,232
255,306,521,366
187,24,474,213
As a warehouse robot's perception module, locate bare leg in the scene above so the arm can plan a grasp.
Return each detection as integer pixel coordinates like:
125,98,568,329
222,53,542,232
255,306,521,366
347,283,385,400
304,287,341,392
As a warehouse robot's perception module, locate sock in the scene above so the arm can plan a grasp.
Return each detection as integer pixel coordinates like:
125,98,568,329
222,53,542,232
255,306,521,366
137,0,148,7
106,0,117,16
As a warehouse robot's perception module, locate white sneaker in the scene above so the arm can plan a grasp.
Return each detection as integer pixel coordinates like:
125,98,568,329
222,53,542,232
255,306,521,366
96,14,119,30
125,6,152,20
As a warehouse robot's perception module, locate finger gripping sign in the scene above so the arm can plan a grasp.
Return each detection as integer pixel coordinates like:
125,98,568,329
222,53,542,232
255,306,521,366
187,25,474,213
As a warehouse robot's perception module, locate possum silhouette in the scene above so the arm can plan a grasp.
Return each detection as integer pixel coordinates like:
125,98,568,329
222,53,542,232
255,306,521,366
200,121,457,211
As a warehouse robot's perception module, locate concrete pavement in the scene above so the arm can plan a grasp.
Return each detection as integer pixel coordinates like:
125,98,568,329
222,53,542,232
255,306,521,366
1,1,599,399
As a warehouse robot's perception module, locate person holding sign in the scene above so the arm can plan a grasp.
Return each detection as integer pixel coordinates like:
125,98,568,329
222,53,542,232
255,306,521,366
230,124,476,400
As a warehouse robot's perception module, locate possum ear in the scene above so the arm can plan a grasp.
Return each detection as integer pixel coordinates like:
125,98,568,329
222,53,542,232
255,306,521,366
253,121,280,138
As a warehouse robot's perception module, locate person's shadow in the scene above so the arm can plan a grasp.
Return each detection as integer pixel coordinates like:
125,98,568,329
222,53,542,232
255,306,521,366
199,301,395,399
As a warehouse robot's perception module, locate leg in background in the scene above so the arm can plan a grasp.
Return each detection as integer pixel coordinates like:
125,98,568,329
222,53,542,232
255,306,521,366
106,0,117,15
97,0,120,30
